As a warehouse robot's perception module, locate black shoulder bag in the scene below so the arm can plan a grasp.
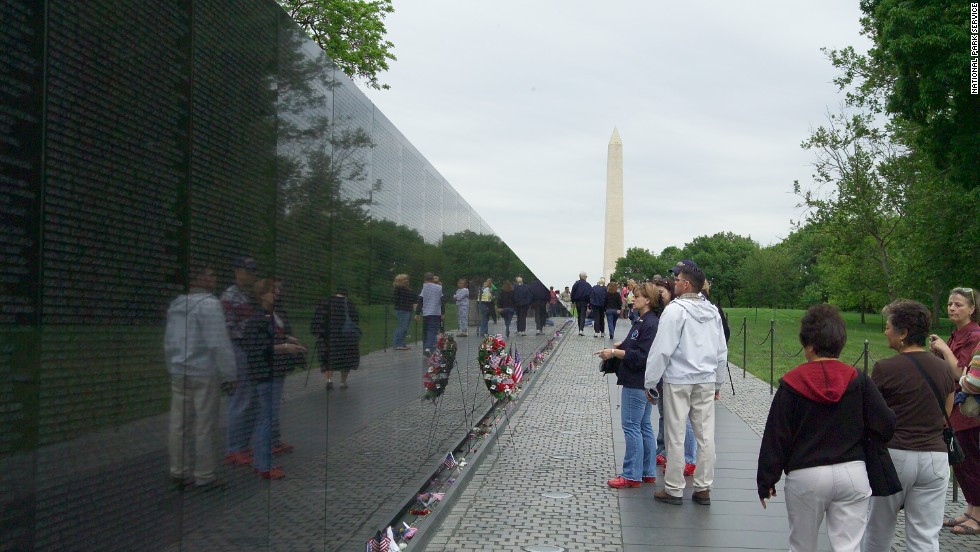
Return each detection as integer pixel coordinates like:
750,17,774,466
857,369,902,496
906,354,965,465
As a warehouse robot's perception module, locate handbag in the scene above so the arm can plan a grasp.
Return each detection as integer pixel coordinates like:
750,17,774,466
341,299,362,340
905,354,964,465
857,369,902,496
599,356,621,374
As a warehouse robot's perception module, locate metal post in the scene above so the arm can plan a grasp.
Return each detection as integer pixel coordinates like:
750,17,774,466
769,320,775,395
863,340,869,375
742,317,747,378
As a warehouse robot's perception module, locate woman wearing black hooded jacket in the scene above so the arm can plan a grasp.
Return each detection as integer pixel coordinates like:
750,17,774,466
757,304,895,552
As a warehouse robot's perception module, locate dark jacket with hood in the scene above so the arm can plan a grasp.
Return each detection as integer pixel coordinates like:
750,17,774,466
614,312,659,389
757,359,895,500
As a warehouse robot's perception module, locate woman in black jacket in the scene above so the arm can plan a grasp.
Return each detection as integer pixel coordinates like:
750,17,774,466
757,304,895,551
311,288,361,390
597,282,662,488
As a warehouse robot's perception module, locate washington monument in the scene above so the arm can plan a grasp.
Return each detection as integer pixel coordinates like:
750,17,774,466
603,127,624,280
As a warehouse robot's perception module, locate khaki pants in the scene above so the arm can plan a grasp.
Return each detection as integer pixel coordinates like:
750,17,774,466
661,382,715,496
169,374,221,485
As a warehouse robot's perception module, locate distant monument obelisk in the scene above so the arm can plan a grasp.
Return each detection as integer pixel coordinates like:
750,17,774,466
603,127,624,280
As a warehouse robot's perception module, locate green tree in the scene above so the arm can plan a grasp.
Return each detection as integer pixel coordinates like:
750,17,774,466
859,0,979,190
611,247,661,282
278,0,396,90
736,247,797,308
682,232,759,307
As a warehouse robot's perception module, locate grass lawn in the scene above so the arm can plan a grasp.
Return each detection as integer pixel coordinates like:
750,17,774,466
725,307,955,387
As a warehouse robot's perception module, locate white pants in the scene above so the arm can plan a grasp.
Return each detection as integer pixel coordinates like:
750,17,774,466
785,461,871,552
662,382,715,496
863,449,949,552
169,374,221,485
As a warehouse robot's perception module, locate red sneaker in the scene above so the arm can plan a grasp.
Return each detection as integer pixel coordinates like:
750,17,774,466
223,451,253,466
272,442,294,455
642,476,657,483
684,463,696,476
257,467,285,480
656,454,666,466
607,476,641,488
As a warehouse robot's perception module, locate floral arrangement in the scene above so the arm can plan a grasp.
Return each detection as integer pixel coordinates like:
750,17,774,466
423,334,457,401
478,335,516,400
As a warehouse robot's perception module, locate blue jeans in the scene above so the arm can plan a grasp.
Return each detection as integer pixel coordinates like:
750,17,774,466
422,315,440,350
253,380,274,472
501,308,514,337
606,309,619,339
270,376,285,445
620,387,656,482
226,344,258,453
478,302,491,335
393,309,411,347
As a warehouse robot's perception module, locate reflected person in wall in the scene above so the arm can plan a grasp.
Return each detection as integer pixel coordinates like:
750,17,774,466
164,266,236,489
513,277,532,336
497,280,516,338
222,255,259,467
242,279,306,480
530,278,551,335
270,279,305,455
417,272,443,354
392,274,415,350
478,278,494,337
454,279,469,337
311,288,361,390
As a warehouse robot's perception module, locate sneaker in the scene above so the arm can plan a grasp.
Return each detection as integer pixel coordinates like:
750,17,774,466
424,349,431,357
194,479,227,491
684,463,696,477
223,451,252,466
607,476,641,488
654,489,682,505
535,330,542,335
257,467,285,480
642,476,657,483
272,442,294,455
692,489,711,505
578,331,584,336
656,454,666,466
600,332,605,337
394,346,410,350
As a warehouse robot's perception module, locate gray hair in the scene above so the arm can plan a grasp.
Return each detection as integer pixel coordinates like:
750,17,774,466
579,272,588,279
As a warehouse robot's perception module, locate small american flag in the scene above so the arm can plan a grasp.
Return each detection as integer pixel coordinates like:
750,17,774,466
442,452,457,470
513,349,523,384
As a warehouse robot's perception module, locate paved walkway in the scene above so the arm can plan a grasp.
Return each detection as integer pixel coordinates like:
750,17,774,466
427,323,975,551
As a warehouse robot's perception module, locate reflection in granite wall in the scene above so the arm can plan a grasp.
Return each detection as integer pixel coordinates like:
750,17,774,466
0,1,537,550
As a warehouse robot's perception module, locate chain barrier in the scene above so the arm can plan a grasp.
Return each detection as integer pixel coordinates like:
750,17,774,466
731,322,745,338
753,326,772,346
771,331,804,358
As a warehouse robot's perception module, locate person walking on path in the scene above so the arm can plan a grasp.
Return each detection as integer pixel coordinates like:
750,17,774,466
513,277,532,336
757,304,895,552
392,274,415,350
571,273,591,336
453,279,469,337
164,266,236,488
644,264,727,506
589,277,608,338
598,282,661,488
863,299,955,551
477,279,494,337
928,285,980,535
605,281,622,340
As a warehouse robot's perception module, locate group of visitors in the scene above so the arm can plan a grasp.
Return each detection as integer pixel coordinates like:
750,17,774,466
594,262,980,550
597,260,728,507
758,286,979,550
572,274,649,340
165,255,362,485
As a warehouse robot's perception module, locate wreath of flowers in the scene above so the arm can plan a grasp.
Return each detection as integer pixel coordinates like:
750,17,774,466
478,335,517,400
423,333,457,401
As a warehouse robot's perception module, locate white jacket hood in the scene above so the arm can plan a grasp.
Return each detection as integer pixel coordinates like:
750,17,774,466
164,291,235,379
644,295,728,388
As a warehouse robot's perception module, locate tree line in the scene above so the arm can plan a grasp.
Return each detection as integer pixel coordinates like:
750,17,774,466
613,2,978,321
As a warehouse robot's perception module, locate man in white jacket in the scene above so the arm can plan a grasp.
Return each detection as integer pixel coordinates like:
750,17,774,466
644,262,728,505
164,266,236,488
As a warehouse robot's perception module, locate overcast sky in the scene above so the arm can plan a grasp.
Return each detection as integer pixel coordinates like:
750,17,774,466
363,1,871,289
